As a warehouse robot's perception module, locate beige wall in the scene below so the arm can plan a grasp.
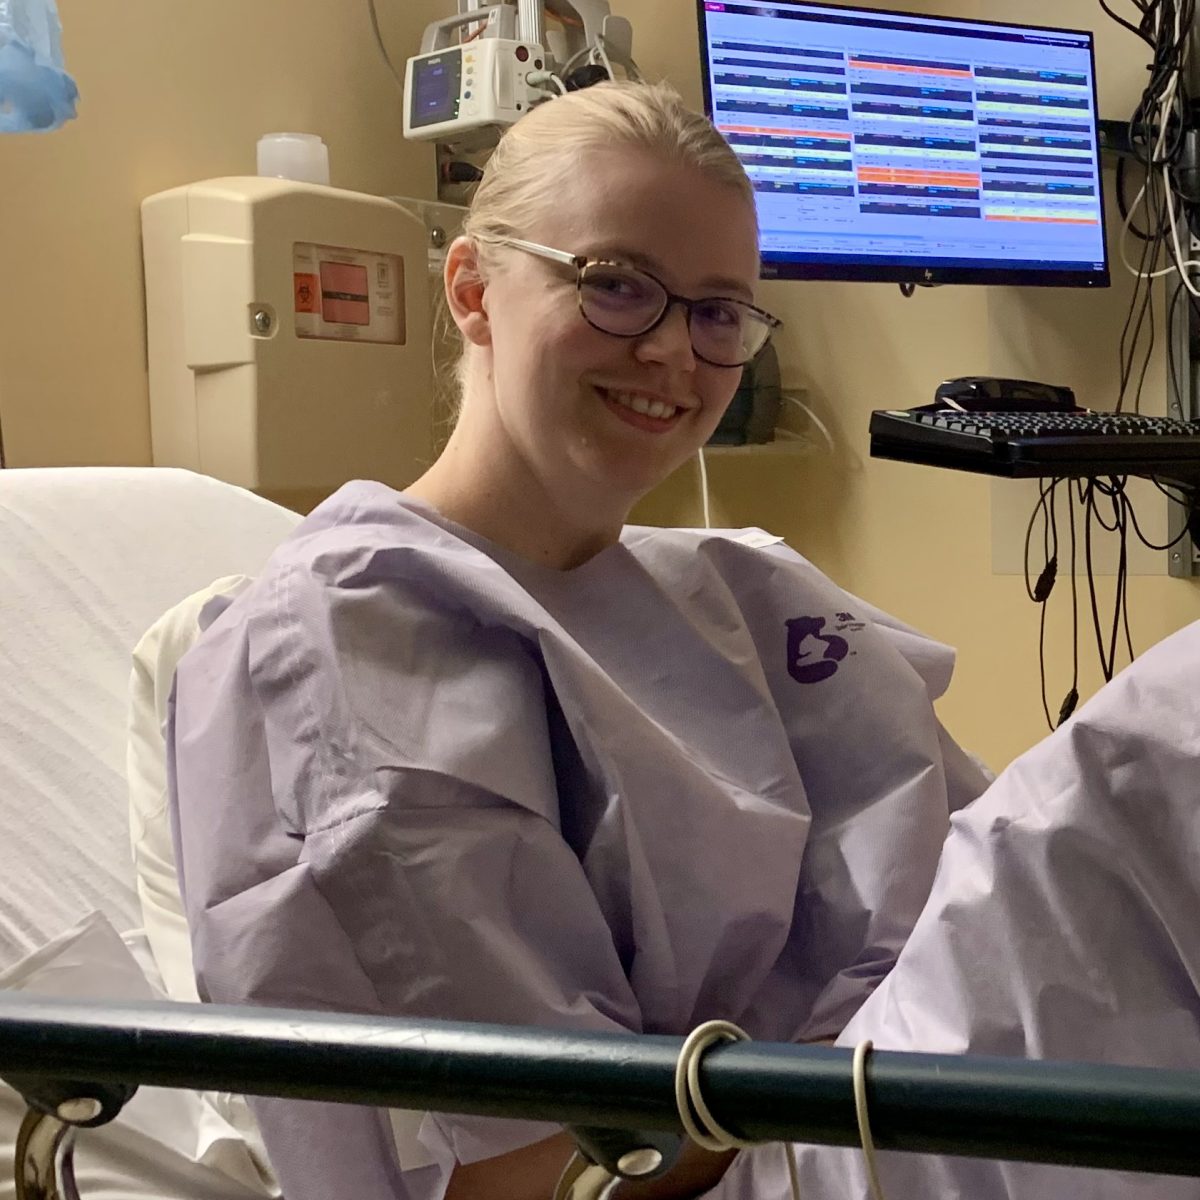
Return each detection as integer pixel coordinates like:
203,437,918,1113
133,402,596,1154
0,0,439,468
2,1,1197,767
624,0,1199,767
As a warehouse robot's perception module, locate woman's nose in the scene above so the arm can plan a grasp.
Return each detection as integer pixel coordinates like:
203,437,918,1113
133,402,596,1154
633,302,696,370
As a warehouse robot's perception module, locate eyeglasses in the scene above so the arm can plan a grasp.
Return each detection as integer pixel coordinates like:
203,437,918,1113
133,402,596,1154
486,236,782,368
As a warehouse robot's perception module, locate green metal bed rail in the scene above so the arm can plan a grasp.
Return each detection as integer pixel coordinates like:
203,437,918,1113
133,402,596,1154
2,993,1200,1184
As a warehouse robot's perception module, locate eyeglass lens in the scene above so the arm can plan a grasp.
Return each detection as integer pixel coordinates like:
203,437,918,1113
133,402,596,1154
578,263,769,366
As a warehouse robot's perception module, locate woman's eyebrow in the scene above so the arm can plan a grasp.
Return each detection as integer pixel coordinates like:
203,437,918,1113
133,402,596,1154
590,245,755,299
699,275,756,300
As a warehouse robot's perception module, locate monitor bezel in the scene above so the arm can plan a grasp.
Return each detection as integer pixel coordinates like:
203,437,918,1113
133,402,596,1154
696,0,1111,288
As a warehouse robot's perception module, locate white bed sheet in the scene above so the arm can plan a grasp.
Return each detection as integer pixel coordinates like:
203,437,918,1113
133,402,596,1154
0,467,299,964
0,911,275,1200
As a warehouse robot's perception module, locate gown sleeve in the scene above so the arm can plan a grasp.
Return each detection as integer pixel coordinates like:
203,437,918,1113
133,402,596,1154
168,561,643,1200
726,618,1200,1200
850,591,996,809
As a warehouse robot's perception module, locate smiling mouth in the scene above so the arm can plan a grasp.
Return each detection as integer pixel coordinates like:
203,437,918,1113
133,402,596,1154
596,385,686,427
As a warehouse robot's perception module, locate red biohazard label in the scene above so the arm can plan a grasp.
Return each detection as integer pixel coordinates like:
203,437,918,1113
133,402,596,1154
294,273,320,313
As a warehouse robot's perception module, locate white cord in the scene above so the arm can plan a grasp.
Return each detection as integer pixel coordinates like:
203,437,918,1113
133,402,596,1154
1164,163,1200,295
675,1022,753,1151
697,448,712,529
1155,6,1200,295
782,393,835,455
366,0,406,89
1118,180,1200,278
674,1021,800,1199
852,1041,888,1200
674,1024,891,1200
1118,8,1200,285
592,35,616,81
560,43,591,79
1115,167,1200,280
1118,179,1156,276
528,69,567,95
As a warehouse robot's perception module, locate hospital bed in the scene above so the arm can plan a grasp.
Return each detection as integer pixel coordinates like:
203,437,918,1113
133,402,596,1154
2,466,1200,1200
0,467,300,1200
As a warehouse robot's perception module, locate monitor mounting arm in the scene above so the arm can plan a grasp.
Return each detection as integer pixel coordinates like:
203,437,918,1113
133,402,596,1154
421,1,633,77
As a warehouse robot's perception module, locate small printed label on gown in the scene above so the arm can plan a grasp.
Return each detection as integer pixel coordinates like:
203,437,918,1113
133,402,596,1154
735,530,784,548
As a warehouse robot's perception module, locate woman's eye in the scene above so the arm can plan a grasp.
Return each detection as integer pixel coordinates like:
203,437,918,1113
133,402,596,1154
694,300,742,328
593,276,637,296
584,268,659,305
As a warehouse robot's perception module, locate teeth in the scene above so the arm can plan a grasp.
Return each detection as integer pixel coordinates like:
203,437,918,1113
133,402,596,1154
606,389,679,421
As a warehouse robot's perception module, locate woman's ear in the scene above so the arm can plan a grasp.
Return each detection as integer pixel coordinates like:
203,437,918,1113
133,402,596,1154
444,236,491,347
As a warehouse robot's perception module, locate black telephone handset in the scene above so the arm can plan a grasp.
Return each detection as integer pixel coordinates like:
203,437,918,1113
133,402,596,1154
932,376,1083,414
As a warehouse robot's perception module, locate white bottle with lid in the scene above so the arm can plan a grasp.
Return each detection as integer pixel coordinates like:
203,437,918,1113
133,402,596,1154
256,132,330,185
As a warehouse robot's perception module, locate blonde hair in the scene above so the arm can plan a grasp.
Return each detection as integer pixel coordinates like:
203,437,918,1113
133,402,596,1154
464,80,753,245
441,81,756,411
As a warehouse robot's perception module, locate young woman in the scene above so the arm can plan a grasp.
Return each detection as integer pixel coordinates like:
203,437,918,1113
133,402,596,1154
171,80,1200,1200
168,78,986,1199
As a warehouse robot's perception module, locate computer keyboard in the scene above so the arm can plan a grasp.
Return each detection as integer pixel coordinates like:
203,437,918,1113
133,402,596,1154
869,407,1200,488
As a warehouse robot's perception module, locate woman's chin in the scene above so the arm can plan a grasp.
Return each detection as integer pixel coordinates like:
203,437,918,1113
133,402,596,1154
560,432,708,516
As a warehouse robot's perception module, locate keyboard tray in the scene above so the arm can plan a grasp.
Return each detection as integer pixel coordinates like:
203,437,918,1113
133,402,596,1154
869,408,1200,489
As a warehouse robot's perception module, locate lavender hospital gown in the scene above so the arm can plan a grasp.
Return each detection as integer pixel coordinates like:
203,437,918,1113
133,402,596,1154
168,480,1200,1200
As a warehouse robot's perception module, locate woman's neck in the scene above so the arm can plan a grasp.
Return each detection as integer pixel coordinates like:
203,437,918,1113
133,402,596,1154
407,424,625,572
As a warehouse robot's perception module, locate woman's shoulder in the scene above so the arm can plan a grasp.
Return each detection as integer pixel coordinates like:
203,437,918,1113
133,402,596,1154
622,524,958,702
278,479,474,561
195,481,557,650
620,523,842,596
231,480,517,599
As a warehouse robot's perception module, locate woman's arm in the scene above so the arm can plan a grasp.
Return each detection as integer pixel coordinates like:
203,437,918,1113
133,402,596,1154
445,1132,736,1200
169,571,650,1200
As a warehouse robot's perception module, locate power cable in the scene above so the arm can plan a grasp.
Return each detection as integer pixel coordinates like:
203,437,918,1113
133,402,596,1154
366,0,406,90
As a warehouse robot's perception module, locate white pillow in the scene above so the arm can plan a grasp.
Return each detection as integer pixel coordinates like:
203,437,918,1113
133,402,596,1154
0,911,276,1200
128,575,253,1002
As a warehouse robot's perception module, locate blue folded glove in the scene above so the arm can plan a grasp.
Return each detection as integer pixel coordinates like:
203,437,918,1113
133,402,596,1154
0,0,77,133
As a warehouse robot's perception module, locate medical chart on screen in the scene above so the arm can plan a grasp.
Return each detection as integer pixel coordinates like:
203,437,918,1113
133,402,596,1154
701,1,1107,273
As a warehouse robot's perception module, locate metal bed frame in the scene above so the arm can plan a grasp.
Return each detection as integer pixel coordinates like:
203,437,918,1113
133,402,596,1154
3,995,1200,1200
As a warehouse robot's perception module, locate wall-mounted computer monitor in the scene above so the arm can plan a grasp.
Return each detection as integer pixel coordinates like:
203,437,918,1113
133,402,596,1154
697,1,1110,287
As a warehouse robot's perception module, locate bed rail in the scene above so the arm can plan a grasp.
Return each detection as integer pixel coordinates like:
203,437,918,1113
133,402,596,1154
3,994,1200,1198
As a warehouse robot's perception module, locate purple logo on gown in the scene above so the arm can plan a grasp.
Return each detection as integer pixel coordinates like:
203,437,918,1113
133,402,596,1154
786,616,849,684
